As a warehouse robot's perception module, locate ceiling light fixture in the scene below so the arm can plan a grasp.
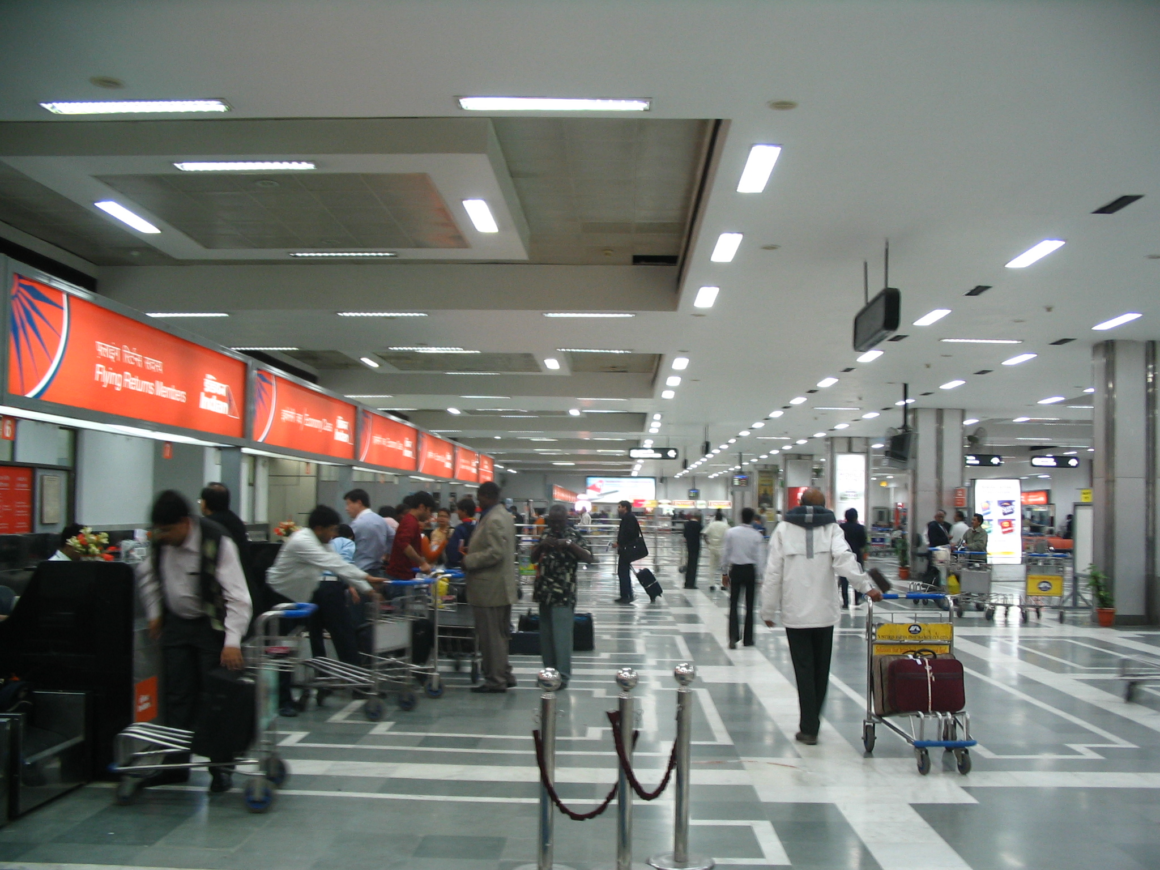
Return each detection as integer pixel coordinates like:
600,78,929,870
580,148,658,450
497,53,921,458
789,397,807,405
568,408,581,416
1005,239,1065,268
739,430,751,437
1092,312,1143,331
42,99,229,115
359,357,380,368
736,144,782,193
813,432,826,438
462,199,499,233
963,418,979,426
174,161,314,172
940,338,1021,344
862,412,880,419
895,398,916,406
1013,416,1031,423
338,311,426,317
661,390,675,399
751,421,765,428
914,309,952,326
94,201,161,233
666,376,681,387
445,371,500,375
231,346,299,352
1038,396,1066,404
857,349,883,363
871,442,885,449
146,312,228,318
388,346,479,353
447,408,461,415
710,233,743,263
543,358,561,370
558,348,632,354
816,377,838,388
652,413,662,421
768,410,784,418
940,379,966,390
290,251,397,258
834,423,850,430
672,356,690,370
460,395,509,399
1002,353,1038,366
543,312,635,318
693,286,719,309
796,439,808,445
457,96,650,112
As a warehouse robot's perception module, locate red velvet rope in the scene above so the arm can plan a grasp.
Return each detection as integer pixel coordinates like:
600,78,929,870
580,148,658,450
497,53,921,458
606,710,679,801
532,728,621,820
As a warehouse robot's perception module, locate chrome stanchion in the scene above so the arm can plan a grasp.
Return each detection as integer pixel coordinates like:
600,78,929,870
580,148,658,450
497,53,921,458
649,663,714,870
516,668,575,870
608,667,650,870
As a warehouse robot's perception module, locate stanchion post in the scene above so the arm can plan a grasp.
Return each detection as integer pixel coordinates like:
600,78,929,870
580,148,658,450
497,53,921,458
515,668,575,870
616,667,638,870
648,663,714,870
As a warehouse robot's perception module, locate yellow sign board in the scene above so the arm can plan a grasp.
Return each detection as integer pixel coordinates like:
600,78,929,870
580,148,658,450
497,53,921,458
1027,573,1064,597
1080,489,1092,503
874,643,951,657
875,622,953,644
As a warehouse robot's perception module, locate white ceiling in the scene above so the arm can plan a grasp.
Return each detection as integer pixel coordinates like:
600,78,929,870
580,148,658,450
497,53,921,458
0,0,1157,478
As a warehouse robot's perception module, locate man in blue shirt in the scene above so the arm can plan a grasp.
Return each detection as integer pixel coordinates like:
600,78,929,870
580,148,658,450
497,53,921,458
344,488,388,574
445,497,476,569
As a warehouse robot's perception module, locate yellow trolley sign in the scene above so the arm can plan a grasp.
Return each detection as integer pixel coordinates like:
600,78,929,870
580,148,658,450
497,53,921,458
1026,573,1064,597
873,621,952,657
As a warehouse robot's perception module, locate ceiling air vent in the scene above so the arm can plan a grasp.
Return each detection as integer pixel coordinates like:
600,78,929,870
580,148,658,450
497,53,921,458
888,334,908,342
974,369,993,375
965,285,991,296
632,254,678,265
1050,338,1076,345
1092,195,1143,215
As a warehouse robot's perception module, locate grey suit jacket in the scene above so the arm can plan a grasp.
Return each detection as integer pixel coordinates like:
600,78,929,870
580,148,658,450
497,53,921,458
463,505,518,607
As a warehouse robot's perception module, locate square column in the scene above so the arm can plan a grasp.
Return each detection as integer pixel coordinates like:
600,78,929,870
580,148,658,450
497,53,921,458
911,408,965,533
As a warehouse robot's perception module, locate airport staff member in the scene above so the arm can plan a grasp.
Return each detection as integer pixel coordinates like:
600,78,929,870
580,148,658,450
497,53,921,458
461,481,519,693
721,507,764,648
760,488,882,746
136,490,252,794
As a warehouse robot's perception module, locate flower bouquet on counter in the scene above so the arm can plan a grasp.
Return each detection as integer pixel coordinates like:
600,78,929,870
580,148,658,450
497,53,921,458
274,520,300,538
67,527,113,561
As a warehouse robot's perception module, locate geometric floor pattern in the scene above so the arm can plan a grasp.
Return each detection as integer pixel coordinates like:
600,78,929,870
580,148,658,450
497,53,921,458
2,557,1159,870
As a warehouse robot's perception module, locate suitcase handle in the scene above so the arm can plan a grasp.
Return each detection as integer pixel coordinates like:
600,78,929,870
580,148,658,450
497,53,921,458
271,601,318,619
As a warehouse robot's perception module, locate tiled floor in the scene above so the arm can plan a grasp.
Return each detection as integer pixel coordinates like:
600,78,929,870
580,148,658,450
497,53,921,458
2,556,1160,869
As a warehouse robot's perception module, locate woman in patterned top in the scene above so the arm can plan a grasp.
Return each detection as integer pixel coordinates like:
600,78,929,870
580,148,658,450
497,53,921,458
530,503,594,688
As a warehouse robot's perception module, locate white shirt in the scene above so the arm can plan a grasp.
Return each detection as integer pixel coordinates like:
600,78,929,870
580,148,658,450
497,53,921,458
578,512,593,528
704,519,729,549
265,527,372,604
950,521,970,547
759,519,873,629
721,525,765,571
135,521,253,648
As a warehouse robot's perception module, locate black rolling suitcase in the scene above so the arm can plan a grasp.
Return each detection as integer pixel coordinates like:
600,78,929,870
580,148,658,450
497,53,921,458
573,612,595,651
633,567,663,602
509,631,541,655
191,668,256,761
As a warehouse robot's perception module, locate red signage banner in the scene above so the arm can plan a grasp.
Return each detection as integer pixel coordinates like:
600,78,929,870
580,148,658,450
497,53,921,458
953,487,968,508
454,446,479,483
253,371,355,460
1021,490,1050,506
0,467,32,534
358,410,417,472
418,433,454,478
7,275,246,438
478,454,494,483
552,485,578,503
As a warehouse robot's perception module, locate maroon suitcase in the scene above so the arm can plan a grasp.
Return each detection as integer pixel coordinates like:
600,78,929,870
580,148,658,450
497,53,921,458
886,655,965,713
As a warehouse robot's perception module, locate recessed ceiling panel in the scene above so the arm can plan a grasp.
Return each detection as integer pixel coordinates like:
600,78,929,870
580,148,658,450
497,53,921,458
568,352,660,374
377,351,541,373
284,349,363,370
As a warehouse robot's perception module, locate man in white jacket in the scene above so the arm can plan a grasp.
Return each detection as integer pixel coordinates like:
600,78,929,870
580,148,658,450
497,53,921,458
761,489,882,744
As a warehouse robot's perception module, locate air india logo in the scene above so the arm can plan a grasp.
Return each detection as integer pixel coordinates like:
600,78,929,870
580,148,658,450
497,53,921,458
8,276,70,398
254,371,277,442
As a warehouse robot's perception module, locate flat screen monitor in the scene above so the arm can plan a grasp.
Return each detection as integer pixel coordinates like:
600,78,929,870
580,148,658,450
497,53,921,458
853,287,901,352
884,430,913,468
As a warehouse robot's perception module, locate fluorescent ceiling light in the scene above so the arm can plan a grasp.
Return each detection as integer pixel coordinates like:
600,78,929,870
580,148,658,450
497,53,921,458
652,413,662,421
445,371,500,375
751,421,765,428
577,397,627,401
94,200,161,233
649,427,659,434
462,199,499,233
543,358,561,370
813,432,827,438
940,379,966,390
582,409,625,414
42,99,229,115
661,390,675,399
552,462,576,466
666,376,682,387
736,144,782,193
672,356,690,370
558,348,632,354
290,251,397,258
388,346,479,353
1067,405,1093,410
796,439,808,445
1038,396,1066,404
174,161,313,172
770,449,780,455
232,346,298,351
857,349,883,363
359,357,380,368
1092,312,1142,331
1002,353,1038,366
568,408,581,416
739,430,751,437
790,397,807,405
1013,416,1031,423
693,286,719,309
871,442,885,449
816,377,839,388
815,407,859,411
914,309,952,326
458,96,650,112
1005,239,1065,268
895,398,916,405
543,312,634,318
768,410,784,418
461,395,509,399
712,449,720,454
1084,388,1095,394
862,412,880,419
940,338,1021,344
146,312,228,318
963,418,979,426
345,394,393,399
446,408,461,415
710,233,743,263
338,311,425,317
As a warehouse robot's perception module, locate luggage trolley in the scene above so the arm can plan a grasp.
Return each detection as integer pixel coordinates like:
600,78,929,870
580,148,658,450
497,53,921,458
1024,552,1067,623
946,551,991,615
111,601,317,813
368,574,441,709
428,567,482,685
1120,656,1160,702
862,592,977,776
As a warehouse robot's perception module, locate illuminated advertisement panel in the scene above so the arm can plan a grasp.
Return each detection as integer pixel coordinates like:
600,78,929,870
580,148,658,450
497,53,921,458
7,274,246,438
417,433,454,478
478,454,494,483
585,476,656,505
454,446,479,483
358,410,417,472
834,453,867,523
974,478,1022,564
254,370,355,460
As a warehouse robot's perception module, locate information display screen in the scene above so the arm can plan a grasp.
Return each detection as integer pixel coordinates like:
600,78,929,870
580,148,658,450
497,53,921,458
478,454,494,483
853,287,901,352
254,371,355,460
974,478,1022,564
7,274,246,439
418,433,454,478
358,409,417,472
454,446,479,483
585,476,656,504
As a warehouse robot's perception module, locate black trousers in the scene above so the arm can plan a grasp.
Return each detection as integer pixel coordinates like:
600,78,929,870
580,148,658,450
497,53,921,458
684,542,701,588
309,581,360,665
785,626,835,737
617,557,634,601
161,615,231,763
727,564,757,645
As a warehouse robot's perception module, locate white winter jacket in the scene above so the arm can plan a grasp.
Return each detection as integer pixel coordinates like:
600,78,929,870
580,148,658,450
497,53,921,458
759,512,874,628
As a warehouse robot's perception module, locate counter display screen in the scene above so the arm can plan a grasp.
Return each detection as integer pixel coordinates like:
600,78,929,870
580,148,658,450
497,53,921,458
254,371,355,460
454,446,479,483
418,433,454,478
358,410,416,472
7,274,246,438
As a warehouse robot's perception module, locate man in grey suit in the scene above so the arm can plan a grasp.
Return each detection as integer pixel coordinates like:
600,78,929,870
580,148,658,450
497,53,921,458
460,480,519,693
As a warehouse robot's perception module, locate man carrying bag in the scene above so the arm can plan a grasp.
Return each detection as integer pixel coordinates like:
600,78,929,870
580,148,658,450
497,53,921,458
614,500,648,604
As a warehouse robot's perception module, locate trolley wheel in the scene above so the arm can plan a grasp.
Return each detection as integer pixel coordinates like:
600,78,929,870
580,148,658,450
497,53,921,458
915,748,931,776
955,606,964,618
453,657,463,672
114,777,139,806
954,749,972,775
470,661,480,684
937,598,950,612
1059,611,1066,624
397,691,417,711
975,602,985,612
1036,607,1043,619
1125,682,1137,703
293,693,309,712
362,696,386,721
985,608,995,621
264,755,289,788
424,677,444,699
862,723,876,754
243,777,275,813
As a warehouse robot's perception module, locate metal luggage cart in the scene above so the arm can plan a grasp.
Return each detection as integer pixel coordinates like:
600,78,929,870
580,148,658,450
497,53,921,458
862,592,976,776
367,575,441,709
947,551,991,615
1018,553,1068,623
110,601,317,813
426,567,481,685
1120,657,1160,702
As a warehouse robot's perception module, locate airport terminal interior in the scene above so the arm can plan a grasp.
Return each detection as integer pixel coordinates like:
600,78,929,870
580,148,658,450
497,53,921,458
0,2,1158,869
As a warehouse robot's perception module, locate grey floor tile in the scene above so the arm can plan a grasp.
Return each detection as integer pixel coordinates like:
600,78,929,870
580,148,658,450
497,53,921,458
414,834,506,859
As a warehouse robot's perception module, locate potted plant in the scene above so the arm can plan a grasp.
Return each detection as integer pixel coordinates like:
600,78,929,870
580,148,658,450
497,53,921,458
894,534,910,580
1087,565,1115,627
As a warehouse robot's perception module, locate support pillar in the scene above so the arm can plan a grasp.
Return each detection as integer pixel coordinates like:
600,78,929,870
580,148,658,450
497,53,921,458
1092,340,1157,624
218,447,244,499
334,465,354,514
910,408,965,536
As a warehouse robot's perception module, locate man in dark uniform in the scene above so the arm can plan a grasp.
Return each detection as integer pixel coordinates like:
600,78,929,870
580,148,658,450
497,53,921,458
682,511,703,589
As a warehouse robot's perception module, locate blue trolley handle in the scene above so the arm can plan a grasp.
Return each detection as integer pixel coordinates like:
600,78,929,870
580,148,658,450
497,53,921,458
881,592,948,600
391,577,435,587
272,601,318,619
